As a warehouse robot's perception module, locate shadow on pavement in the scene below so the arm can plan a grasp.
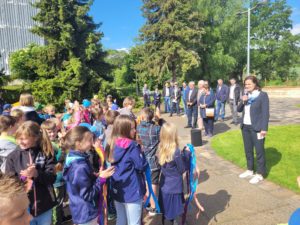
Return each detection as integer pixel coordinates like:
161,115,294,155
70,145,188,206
214,123,231,135
199,169,209,184
265,147,282,177
189,190,231,225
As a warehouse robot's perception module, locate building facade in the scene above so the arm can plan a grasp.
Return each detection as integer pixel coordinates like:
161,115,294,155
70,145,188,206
0,0,44,75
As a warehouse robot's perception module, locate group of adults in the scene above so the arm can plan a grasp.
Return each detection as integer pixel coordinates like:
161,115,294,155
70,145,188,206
143,75,269,184
155,78,241,137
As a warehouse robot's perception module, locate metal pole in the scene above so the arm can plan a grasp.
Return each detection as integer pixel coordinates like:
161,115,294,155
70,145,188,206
135,73,139,96
247,6,250,76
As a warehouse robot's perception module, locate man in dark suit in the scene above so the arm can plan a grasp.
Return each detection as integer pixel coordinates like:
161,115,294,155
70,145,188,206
228,78,241,125
185,81,198,128
215,79,229,122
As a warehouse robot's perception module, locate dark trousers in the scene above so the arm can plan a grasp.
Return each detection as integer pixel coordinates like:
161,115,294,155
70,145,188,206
52,185,66,225
187,104,198,127
144,99,150,108
107,178,116,214
242,125,266,176
170,102,180,115
203,118,214,135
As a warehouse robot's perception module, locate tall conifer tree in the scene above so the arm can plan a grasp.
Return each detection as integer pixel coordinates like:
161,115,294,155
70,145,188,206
137,0,203,82
10,0,110,105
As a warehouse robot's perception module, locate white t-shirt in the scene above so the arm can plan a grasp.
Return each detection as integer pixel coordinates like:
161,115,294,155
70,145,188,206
188,89,193,102
230,85,236,100
243,104,251,125
166,88,170,97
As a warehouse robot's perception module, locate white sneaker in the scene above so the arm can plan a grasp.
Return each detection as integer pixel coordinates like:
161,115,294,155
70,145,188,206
249,174,264,184
239,170,254,179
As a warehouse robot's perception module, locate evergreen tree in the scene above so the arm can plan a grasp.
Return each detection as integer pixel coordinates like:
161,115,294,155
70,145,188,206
137,0,203,82
192,0,246,83
250,0,300,81
10,0,111,105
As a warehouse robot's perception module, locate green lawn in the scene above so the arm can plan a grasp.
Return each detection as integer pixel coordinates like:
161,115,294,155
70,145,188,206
296,104,300,108
211,125,300,193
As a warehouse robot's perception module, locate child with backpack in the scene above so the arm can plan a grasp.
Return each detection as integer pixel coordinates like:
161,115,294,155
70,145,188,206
4,121,57,225
157,122,192,225
136,107,161,215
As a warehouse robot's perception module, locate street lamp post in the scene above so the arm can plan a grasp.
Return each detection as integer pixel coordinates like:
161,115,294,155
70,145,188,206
247,6,251,76
238,0,267,77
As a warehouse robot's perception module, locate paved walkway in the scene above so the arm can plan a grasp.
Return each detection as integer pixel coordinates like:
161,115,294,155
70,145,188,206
145,97,300,225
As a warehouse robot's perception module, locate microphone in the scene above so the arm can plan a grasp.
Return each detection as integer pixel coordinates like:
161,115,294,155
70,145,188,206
242,90,249,104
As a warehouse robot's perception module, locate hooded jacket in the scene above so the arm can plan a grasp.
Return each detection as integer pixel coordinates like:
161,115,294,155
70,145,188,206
63,150,105,224
111,138,148,203
5,146,57,216
0,136,17,173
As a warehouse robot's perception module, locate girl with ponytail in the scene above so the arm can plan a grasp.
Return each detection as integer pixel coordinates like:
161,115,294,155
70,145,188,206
4,121,57,225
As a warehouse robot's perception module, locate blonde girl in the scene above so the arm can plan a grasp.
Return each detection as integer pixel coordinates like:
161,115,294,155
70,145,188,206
17,93,44,125
5,121,57,225
157,122,191,225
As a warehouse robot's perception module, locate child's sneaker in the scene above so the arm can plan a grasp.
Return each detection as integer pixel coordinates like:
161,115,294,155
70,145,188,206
145,203,151,211
148,207,161,216
108,213,117,221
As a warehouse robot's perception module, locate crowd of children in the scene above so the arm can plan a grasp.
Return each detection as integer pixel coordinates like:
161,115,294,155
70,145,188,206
0,92,203,225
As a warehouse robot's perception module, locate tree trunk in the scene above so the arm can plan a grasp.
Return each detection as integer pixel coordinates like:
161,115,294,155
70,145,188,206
171,61,176,82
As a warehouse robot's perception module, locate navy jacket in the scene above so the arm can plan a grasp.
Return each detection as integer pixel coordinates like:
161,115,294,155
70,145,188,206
160,148,190,194
216,84,229,102
111,138,148,203
237,91,270,132
63,150,105,224
153,91,161,105
199,93,216,119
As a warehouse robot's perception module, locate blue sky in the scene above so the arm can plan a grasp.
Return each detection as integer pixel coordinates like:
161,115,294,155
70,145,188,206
90,0,300,50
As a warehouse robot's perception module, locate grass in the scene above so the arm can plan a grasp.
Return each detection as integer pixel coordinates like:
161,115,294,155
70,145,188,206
211,125,300,193
296,104,300,108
